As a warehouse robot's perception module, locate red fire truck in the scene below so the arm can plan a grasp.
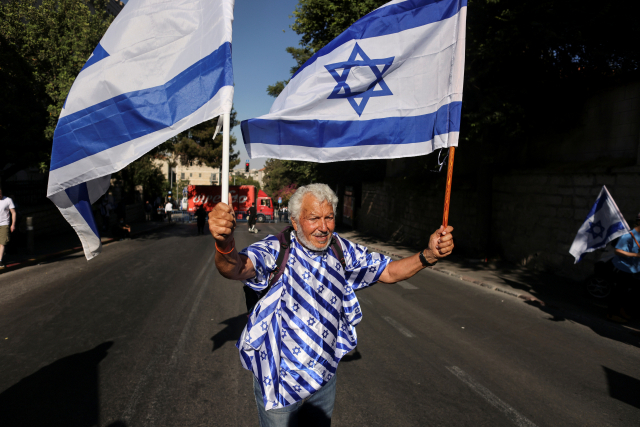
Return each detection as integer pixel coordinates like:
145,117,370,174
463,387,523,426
187,185,274,222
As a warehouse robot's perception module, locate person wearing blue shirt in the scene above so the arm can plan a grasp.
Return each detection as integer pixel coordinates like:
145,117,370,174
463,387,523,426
208,184,454,427
609,213,640,323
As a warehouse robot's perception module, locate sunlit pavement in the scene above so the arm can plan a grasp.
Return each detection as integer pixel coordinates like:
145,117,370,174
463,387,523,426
0,223,638,426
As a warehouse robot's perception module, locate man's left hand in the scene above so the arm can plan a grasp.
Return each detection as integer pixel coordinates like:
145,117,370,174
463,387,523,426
424,225,454,263
10,225,15,233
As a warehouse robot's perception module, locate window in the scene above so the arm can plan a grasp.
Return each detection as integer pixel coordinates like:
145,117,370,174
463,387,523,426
190,173,192,177
260,199,271,208
181,173,185,179
199,173,202,178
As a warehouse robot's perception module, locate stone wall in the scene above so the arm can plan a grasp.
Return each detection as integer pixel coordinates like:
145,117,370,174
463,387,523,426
357,81,640,281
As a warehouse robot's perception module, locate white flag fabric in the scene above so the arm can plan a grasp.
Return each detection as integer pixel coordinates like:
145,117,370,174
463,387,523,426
241,0,467,162
569,186,630,263
47,0,234,259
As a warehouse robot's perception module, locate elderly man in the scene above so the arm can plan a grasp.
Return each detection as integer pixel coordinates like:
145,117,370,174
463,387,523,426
209,184,453,426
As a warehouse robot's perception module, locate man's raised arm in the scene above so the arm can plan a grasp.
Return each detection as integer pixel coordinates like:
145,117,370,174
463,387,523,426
208,195,256,281
378,225,454,284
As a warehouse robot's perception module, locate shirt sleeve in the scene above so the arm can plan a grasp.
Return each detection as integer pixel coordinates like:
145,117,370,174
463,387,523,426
338,236,392,290
239,235,281,291
8,198,15,209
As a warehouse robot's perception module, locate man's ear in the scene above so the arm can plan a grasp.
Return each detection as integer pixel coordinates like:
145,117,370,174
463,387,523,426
291,218,298,232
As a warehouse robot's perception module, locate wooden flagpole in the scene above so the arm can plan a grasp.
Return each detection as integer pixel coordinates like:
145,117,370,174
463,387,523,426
441,147,456,228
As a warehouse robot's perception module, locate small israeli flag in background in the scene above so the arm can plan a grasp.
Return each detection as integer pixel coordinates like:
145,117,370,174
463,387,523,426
242,0,467,162
569,186,630,263
47,0,234,259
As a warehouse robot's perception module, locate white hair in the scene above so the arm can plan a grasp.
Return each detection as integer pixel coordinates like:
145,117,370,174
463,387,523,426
289,183,338,220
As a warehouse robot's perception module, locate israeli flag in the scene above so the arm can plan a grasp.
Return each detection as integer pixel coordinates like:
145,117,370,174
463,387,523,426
569,186,630,263
47,0,234,259
242,0,467,162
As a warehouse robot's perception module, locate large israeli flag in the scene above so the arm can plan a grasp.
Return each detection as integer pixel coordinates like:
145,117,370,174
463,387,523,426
242,0,466,162
569,186,630,263
47,0,234,259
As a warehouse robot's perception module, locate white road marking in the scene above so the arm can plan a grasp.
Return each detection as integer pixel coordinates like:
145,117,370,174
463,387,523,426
446,366,538,427
358,295,373,305
397,281,418,290
382,316,415,338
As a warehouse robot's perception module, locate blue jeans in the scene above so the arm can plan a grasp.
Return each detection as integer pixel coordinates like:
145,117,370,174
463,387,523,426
253,374,337,427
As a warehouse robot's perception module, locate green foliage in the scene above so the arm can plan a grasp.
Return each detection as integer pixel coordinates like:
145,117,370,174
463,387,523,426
113,154,166,203
161,108,241,170
271,0,640,182
0,0,113,180
232,174,261,190
263,159,318,197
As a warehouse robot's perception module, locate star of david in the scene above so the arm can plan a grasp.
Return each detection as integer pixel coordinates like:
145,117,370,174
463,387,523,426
260,351,267,361
261,321,268,331
264,376,272,386
586,220,605,240
303,271,311,280
322,330,329,339
325,43,394,116
292,346,302,356
280,369,288,379
308,360,316,368
317,285,324,293
307,318,316,326
330,296,337,305
294,385,302,392
282,329,288,338
335,262,342,271
292,303,300,312
368,266,377,273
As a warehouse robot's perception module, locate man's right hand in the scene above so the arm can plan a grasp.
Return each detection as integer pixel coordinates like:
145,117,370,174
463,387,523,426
208,194,236,248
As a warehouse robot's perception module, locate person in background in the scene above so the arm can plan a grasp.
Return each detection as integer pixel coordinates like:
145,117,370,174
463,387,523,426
165,200,173,223
195,204,207,235
247,203,258,233
100,198,113,231
113,217,132,241
145,201,152,221
609,212,640,323
283,207,289,224
278,207,283,223
0,187,16,269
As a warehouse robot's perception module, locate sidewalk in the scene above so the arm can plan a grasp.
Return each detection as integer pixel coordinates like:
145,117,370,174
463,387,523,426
340,229,640,344
0,221,174,275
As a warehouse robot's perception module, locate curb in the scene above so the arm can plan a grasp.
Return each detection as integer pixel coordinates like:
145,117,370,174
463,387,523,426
364,242,640,341
0,222,173,275
361,242,541,304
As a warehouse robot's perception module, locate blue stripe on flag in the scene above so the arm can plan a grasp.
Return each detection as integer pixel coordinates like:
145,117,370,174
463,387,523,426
587,222,626,251
584,192,608,222
51,41,233,171
80,43,110,73
293,0,467,79
64,182,100,238
242,102,461,148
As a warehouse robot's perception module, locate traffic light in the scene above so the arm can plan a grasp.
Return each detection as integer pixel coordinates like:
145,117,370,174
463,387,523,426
245,161,250,173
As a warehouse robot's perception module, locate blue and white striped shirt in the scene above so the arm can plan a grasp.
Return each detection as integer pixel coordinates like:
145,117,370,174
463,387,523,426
237,231,391,410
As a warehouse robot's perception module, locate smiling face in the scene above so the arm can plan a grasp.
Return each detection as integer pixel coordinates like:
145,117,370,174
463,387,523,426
291,194,336,251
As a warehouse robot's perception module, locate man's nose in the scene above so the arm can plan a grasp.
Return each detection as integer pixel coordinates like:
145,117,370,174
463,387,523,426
318,218,328,232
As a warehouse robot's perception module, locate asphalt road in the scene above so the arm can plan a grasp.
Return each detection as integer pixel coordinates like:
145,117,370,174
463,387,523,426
0,223,638,427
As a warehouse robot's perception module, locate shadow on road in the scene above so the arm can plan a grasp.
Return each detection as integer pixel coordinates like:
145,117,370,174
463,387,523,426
211,313,248,352
341,347,362,362
0,341,128,427
603,366,640,410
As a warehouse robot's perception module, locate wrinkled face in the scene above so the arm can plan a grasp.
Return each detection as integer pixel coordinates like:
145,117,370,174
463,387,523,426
292,194,335,250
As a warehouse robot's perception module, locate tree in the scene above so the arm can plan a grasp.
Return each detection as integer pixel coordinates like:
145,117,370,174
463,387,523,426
232,175,261,190
0,0,113,181
271,0,640,182
163,108,241,170
112,154,166,204
263,158,318,197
